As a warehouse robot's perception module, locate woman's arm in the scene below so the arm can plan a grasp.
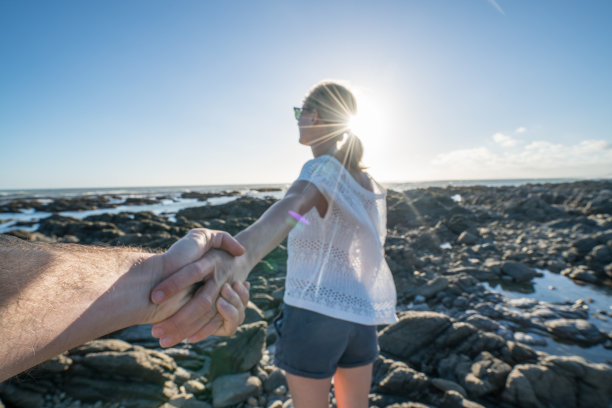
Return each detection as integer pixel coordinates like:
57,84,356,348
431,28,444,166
149,180,325,346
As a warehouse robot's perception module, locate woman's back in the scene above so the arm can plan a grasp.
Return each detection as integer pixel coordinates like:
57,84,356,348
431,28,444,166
285,155,397,326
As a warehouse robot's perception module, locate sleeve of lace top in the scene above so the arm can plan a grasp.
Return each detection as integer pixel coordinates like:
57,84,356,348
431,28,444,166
296,156,344,204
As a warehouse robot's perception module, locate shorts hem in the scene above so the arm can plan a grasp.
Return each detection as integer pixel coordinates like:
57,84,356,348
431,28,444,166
337,354,379,369
274,359,334,379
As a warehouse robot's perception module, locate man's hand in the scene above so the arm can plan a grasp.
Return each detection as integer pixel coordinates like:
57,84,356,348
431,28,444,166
159,228,244,286
150,248,247,347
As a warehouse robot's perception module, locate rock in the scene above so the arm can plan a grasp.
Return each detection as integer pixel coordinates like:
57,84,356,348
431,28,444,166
513,332,547,346
163,393,212,408
263,368,287,393
244,301,265,324
212,373,262,408
572,237,598,256
461,352,511,397
372,360,430,398
508,298,538,309
448,266,500,281
28,353,73,376
379,311,453,359
562,267,600,284
501,261,537,282
588,244,612,265
0,383,45,408
440,390,486,408
502,355,612,408
544,319,608,345
431,378,467,397
77,348,176,384
416,276,449,299
465,315,502,333
457,231,478,245
502,341,538,365
183,379,206,395
63,376,175,403
113,324,157,344
209,321,267,380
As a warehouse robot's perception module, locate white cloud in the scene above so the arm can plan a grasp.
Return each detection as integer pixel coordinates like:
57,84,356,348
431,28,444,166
432,139,612,179
486,0,505,15
515,127,527,133
493,132,519,147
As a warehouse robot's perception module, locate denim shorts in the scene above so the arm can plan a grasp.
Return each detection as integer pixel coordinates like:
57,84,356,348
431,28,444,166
273,304,379,379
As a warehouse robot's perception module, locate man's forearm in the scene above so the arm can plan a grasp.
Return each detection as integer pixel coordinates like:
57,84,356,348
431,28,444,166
0,236,174,381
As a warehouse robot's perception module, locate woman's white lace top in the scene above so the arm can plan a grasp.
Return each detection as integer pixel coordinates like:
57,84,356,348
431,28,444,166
285,155,398,325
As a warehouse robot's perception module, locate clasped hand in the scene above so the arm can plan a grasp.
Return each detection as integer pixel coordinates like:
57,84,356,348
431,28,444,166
152,228,248,347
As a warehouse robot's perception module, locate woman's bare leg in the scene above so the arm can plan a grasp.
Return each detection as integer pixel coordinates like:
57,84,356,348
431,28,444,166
333,363,373,408
285,372,333,408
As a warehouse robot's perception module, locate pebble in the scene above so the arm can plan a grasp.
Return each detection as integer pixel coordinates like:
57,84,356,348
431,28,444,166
248,396,259,406
274,385,287,395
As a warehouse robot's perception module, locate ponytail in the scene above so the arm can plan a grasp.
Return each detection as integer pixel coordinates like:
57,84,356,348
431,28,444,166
303,80,366,171
335,131,365,171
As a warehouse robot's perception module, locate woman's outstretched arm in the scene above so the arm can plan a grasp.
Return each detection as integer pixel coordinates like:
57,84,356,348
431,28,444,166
149,180,325,346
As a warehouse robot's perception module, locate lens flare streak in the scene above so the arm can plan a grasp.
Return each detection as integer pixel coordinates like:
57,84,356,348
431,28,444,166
287,210,310,226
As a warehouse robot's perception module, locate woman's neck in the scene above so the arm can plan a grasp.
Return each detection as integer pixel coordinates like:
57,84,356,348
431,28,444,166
311,141,338,158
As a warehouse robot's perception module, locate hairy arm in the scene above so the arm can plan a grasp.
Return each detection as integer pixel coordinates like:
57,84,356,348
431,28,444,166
0,229,246,382
150,180,325,345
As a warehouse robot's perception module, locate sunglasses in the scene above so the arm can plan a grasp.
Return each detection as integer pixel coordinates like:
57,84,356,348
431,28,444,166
293,106,313,121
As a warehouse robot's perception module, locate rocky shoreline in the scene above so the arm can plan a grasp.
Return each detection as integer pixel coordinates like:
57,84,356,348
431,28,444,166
1,180,612,408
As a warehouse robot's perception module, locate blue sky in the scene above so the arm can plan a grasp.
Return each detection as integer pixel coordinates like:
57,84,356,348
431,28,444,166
1,0,611,189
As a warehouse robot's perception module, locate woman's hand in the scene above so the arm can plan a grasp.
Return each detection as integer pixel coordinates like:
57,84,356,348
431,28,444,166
150,248,249,347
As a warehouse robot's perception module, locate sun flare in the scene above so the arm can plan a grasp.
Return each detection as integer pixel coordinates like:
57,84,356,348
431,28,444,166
345,90,388,163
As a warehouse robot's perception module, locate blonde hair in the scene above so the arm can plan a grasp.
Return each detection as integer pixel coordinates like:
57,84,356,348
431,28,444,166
303,80,365,171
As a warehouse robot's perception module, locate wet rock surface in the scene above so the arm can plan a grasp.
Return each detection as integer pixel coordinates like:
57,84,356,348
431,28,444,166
2,180,612,407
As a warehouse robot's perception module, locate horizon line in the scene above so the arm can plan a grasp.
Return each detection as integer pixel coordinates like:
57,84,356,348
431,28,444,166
2,176,610,192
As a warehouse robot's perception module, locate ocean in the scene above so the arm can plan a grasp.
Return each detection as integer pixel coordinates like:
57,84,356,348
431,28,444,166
0,178,588,234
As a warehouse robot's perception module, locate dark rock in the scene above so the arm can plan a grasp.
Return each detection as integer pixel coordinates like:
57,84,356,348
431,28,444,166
263,368,287,393
440,390,486,408
431,378,467,397
0,383,45,408
544,319,608,345
372,360,430,398
244,301,265,324
457,231,478,245
502,355,612,408
379,311,452,359
501,261,537,282
163,393,212,408
211,373,262,408
178,196,276,221
461,352,511,397
587,244,612,266
572,237,598,256
562,267,600,284
209,321,267,380
123,197,159,206
416,276,449,299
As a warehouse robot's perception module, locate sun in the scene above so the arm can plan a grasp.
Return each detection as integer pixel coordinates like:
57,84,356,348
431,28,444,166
345,90,388,163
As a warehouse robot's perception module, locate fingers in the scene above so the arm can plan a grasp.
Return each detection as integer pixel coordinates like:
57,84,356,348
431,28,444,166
187,315,224,343
211,281,251,337
152,278,220,347
162,228,245,275
234,280,251,306
151,256,215,304
184,280,246,342
212,231,246,257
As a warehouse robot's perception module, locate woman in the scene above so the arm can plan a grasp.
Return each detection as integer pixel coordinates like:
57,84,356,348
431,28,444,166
150,80,398,408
